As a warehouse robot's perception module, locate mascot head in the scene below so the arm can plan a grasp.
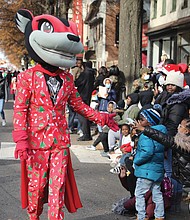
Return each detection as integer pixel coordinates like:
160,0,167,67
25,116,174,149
15,9,84,69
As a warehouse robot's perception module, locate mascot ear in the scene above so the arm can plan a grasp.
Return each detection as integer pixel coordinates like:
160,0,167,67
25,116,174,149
15,9,33,33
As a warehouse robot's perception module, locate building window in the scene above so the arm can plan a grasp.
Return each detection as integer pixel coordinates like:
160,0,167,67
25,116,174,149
179,33,190,63
152,0,157,19
171,0,177,12
182,0,188,9
161,0,166,16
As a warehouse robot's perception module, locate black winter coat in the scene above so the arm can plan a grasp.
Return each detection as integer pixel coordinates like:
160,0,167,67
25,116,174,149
155,90,190,136
143,127,190,187
93,74,106,90
75,67,95,104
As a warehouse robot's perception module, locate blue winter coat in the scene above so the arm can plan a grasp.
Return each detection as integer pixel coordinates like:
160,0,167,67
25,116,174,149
134,124,167,182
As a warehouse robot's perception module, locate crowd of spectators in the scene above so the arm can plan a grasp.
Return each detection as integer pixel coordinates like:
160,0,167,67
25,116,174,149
68,58,190,220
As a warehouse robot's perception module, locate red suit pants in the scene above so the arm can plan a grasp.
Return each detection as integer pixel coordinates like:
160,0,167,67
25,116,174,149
26,147,69,220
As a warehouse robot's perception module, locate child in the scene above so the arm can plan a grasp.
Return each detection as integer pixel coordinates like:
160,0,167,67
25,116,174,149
110,123,132,174
134,117,190,213
133,108,167,220
98,78,116,112
86,101,119,156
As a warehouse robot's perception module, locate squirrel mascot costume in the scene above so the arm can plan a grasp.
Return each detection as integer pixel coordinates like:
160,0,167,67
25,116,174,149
13,9,118,220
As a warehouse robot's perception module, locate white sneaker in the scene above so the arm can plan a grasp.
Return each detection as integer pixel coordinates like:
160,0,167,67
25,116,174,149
77,130,83,137
2,120,6,126
86,145,96,151
110,164,121,174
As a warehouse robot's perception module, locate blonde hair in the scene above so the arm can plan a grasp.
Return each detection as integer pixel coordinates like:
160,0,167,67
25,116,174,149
161,54,168,62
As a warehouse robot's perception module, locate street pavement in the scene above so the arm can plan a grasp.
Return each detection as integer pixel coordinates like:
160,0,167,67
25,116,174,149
0,100,190,220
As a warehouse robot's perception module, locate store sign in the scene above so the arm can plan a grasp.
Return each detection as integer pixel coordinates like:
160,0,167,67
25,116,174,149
72,0,83,44
142,23,148,48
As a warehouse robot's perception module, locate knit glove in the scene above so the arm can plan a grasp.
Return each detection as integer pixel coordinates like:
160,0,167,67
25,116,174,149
100,113,119,132
12,130,31,161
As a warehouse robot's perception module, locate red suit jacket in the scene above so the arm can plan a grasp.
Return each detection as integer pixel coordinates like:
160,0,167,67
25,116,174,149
14,64,105,212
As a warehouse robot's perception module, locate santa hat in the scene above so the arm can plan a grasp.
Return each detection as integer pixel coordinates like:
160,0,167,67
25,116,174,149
178,63,188,88
178,63,188,73
163,64,184,88
140,108,161,126
162,64,180,75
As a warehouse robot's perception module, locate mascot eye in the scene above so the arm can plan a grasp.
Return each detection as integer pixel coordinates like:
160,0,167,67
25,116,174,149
40,22,54,33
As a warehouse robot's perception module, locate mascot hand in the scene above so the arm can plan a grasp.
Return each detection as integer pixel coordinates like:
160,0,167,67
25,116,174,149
12,130,31,161
14,140,31,160
101,113,119,132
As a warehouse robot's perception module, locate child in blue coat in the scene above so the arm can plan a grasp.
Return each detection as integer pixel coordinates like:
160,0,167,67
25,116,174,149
133,108,167,220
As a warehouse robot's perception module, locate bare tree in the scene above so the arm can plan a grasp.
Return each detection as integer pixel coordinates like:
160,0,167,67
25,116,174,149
118,0,143,93
0,0,55,67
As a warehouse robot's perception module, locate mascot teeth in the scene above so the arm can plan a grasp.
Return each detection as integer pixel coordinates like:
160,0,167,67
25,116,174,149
41,47,74,59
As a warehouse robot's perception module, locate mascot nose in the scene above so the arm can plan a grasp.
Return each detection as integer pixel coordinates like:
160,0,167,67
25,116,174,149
67,34,80,42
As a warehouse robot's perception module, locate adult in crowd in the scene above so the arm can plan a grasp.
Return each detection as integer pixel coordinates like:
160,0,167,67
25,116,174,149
154,64,190,212
70,59,83,81
68,105,81,134
75,61,95,141
108,65,126,102
68,60,84,134
155,54,168,72
184,63,190,87
93,66,108,90
0,71,8,126
178,63,190,88
131,67,153,93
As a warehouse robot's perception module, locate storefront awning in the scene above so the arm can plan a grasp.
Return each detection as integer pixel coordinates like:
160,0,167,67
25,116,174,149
146,15,190,37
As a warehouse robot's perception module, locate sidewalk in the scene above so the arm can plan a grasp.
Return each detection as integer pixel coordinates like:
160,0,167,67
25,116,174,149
0,100,109,164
